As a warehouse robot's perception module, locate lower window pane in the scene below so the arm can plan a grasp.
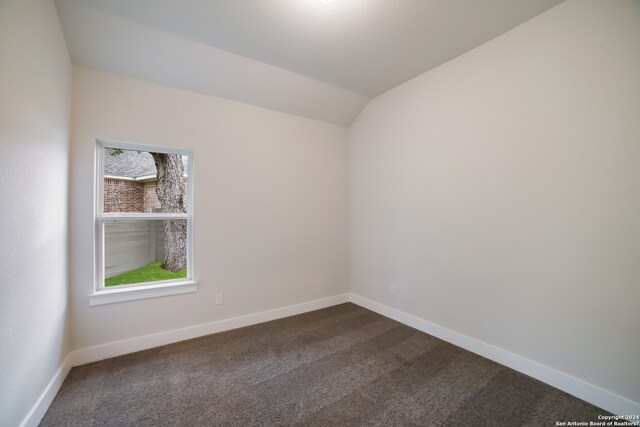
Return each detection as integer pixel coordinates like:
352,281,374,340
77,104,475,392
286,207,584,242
104,219,188,287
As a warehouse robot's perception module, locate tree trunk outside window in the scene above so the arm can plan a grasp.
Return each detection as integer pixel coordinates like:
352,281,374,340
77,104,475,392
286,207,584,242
151,153,187,273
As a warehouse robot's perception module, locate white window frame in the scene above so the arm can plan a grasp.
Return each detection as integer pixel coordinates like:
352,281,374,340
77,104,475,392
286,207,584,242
89,139,196,306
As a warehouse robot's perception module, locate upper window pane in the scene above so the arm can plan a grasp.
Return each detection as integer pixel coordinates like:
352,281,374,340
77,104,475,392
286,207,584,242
103,147,188,213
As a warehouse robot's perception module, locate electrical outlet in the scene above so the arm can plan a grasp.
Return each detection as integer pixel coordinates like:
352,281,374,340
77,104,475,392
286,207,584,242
216,292,223,305
389,284,396,295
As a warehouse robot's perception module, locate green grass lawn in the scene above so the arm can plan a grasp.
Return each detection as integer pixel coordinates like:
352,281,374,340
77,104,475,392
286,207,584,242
105,261,187,287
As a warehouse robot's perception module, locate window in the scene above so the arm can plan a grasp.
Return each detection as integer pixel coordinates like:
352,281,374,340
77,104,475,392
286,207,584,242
90,140,195,306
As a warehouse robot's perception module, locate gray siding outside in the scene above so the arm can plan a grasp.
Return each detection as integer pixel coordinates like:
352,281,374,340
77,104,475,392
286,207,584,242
105,220,165,278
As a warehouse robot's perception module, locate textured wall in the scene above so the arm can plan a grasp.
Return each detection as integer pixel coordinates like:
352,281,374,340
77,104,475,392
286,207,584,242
0,0,72,425
350,0,640,406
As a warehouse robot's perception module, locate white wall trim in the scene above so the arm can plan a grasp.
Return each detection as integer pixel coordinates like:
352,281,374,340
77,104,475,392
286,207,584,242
70,293,350,366
88,281,197,306
348,293,640,417
24,292,638,426
19,354,73,427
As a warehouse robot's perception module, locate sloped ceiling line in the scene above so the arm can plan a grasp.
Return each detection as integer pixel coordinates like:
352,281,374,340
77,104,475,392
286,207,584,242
55,0,563,126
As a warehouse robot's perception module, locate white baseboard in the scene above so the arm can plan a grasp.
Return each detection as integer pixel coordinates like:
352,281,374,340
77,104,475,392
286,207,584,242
348,292,640,417
19,354,73,427
70,293,350,366
21,293,349,427
22,292,638,427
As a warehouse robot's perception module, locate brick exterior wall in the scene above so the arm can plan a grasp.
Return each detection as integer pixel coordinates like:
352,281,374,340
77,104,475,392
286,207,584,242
143,181,162,212
104,178,187,213
104,179,145,212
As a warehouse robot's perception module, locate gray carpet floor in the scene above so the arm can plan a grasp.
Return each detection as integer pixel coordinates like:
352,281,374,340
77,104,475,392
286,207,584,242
41,303,606,426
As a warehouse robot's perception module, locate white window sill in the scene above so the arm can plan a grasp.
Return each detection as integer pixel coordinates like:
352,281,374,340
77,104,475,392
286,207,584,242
89,280,197,306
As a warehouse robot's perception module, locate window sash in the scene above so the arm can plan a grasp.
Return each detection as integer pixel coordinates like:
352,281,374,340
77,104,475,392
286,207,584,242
95,139,194,293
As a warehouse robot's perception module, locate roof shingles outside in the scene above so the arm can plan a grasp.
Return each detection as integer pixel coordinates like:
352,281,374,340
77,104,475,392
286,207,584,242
104,149,187,179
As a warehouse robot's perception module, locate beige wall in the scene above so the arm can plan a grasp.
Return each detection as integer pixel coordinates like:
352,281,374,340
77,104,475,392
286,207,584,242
70,68,350,349
0,0,72,425
350,0,640,405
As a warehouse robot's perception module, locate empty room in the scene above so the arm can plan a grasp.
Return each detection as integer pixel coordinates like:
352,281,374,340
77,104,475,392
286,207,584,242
1,0,639,425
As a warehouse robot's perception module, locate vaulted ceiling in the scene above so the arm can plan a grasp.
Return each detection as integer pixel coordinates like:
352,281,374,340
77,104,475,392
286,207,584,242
55,0,563,126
